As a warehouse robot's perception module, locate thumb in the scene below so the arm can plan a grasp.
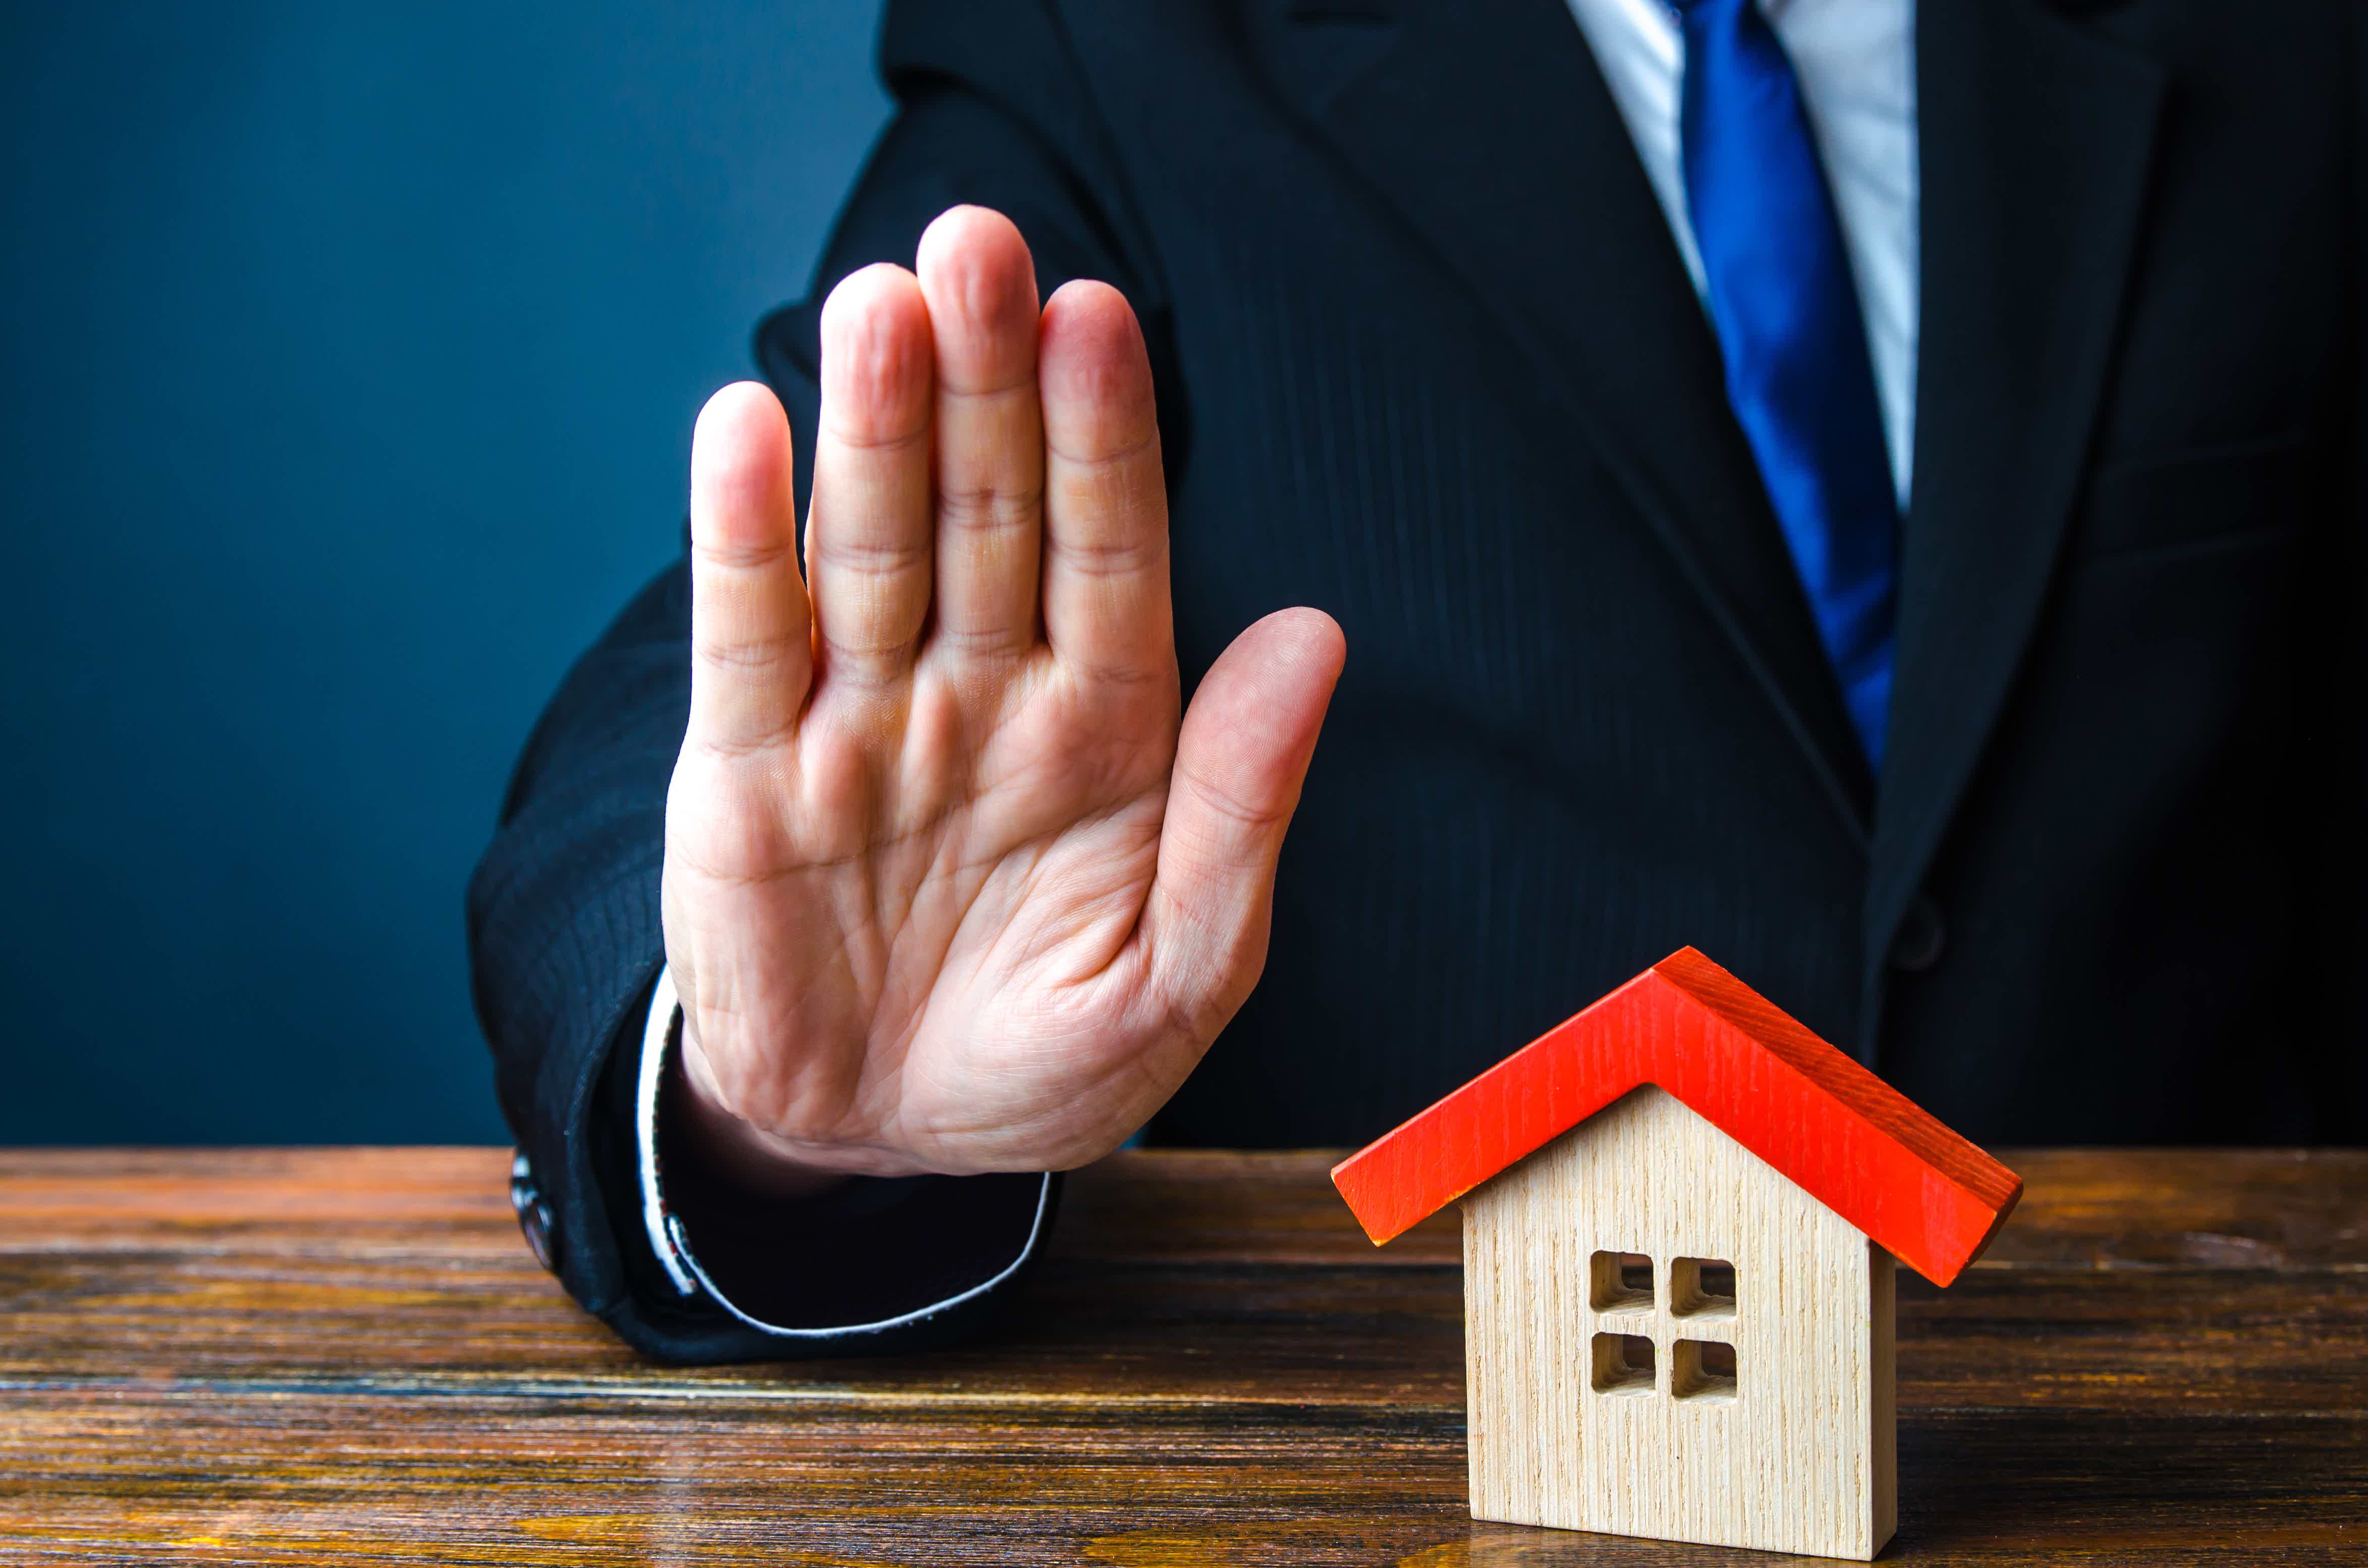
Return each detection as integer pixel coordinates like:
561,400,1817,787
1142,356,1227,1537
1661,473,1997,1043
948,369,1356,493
1142,606,1346,1030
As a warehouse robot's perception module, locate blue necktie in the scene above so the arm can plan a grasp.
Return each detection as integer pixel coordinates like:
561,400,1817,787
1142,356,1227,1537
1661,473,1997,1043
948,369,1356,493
1675,0,1900,766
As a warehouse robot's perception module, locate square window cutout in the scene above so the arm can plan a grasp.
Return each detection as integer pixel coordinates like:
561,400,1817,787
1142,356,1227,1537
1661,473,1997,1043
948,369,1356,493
1589,1250,1655,1313
1672,1257,1737,1319
1672,1339,1738,1401
1591,1332,1656,1396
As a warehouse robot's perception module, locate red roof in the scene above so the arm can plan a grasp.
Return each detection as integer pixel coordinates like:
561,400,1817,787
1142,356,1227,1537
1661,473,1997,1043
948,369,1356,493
1330,948,2021,1286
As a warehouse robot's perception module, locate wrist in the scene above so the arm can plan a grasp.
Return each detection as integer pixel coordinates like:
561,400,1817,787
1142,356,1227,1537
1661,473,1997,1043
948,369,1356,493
668,1021,853,1202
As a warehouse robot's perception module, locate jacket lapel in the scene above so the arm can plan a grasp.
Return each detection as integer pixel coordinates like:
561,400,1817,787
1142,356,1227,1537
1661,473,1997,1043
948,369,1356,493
1867,0,2165,1009
1255,0,2167,1019
1251,0,1877,837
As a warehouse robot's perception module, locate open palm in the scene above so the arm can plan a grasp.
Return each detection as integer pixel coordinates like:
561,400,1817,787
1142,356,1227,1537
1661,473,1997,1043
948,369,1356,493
661,207,1344,1185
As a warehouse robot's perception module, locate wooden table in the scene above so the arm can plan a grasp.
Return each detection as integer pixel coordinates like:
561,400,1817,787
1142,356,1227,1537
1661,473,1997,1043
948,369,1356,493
1,1148,2362,1564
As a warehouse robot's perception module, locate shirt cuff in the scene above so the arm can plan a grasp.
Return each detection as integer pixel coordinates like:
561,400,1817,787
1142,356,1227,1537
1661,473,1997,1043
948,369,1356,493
632,964,1056,1337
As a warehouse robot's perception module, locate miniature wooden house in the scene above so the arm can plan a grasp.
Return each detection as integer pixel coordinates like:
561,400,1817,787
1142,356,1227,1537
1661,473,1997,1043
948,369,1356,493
1332,948,2020,1561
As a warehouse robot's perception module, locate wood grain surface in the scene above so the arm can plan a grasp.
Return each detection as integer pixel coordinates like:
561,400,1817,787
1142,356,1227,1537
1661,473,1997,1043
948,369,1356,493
1,1146,2362,1565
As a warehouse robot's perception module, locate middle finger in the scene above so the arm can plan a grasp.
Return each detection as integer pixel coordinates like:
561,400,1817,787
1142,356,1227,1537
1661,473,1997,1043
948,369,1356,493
806,262,936,692
916,206,1046,666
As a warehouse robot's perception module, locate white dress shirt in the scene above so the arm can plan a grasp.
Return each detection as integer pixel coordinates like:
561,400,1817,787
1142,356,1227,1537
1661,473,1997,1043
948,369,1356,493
1566,0,1919,503
635,0,1924,1334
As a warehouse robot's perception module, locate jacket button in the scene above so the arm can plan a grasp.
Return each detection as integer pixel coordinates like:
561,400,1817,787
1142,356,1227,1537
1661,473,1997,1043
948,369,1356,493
1890,893,1946,972
519,1197,560,1274
508,1150,536,1219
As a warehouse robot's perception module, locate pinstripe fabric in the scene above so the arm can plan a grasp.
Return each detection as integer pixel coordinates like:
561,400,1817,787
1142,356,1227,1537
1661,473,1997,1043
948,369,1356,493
468,0,2367,1363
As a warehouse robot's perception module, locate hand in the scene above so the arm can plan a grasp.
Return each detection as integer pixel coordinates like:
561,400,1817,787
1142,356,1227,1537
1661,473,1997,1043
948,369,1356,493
660,206,1345,1191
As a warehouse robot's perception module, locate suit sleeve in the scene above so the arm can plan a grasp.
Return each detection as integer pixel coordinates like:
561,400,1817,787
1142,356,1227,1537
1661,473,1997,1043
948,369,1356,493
465,0,1177,1363
2286,5,2368,1140
2316,9,2368,1134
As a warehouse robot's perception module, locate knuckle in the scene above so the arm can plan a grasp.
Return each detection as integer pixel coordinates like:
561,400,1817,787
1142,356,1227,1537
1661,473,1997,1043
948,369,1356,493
1046,423,1159,473
936,481,1044,535
1180,768,1286,837
688,724,798,762
812,531,930,581
819,623,921,667
937,367,1038,403
1047,530,1165,579
1058,651,1165,689
818,417,930,457
930,621,1034,660
692,535,795,574
693,628,806,674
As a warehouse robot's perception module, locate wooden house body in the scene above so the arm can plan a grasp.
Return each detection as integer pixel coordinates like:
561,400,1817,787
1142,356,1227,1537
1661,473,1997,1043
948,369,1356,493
1333,949,2020,1561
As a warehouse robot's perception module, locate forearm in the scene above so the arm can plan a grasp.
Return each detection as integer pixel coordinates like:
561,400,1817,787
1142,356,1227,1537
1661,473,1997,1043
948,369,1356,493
467,563,687,1324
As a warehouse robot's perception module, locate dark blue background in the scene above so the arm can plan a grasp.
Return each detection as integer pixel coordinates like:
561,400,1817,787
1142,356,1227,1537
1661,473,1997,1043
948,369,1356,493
2,4,888,1142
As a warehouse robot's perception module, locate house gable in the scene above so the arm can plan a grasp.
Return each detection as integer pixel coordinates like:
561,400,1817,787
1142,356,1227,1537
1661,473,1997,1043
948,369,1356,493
1331,948,2020,1286
1462,1085,1895,1557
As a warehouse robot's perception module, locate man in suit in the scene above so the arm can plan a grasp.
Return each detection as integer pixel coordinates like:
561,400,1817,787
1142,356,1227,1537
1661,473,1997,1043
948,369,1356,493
469,0,2366,1363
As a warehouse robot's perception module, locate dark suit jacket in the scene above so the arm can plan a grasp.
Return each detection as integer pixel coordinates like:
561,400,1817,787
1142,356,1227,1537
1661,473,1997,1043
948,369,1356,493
468,0,2368,1362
